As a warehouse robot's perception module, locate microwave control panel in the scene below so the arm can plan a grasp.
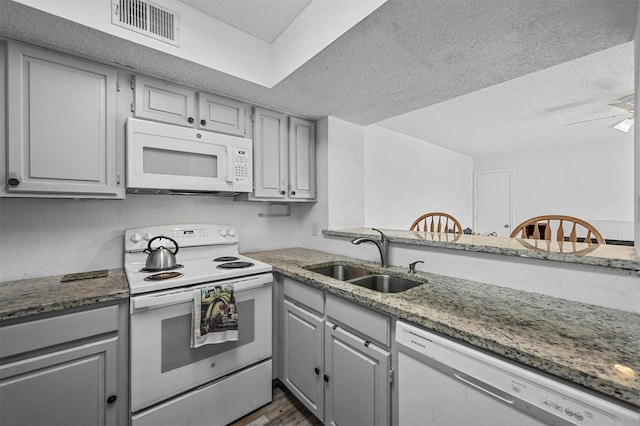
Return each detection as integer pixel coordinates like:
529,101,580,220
232,147,251,185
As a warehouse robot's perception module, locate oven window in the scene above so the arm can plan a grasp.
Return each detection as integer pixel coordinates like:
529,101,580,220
143,147,218,178
160,300,255,373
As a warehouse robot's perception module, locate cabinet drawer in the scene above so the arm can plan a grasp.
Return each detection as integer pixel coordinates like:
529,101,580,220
325,294,390,346
283,277,324,314
0,305,119,358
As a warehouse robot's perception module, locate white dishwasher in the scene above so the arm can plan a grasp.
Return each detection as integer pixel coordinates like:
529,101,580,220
395,321,639,426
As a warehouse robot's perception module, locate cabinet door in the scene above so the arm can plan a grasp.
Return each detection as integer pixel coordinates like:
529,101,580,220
324,322,390,426
6,42,119,197
282,299,324,421
252,107,288,199
198,92,246,136
0,337,118,426
134,75,196,127
288,117,316,201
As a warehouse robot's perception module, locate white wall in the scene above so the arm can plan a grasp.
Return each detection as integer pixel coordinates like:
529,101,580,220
300,116,366,249
363,126,474,229
474,137,635,240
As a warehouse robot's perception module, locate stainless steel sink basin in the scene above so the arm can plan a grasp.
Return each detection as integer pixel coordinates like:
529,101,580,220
348,274,422,293
305,263,423,293
305,263,373,281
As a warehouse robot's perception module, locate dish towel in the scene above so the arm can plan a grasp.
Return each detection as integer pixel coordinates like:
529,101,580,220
191,284,239,348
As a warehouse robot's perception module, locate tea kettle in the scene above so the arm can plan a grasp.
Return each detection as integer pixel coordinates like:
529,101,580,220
144,236,179,271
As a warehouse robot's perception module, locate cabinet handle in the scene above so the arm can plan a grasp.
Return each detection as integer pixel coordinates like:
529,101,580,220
291,191,296,195
8,178,20,186
200,119,207,126
188,117,194,124
323,374,329,382
107,395,117,404
364,341,371,347
280,190,286,195
314,367,320,375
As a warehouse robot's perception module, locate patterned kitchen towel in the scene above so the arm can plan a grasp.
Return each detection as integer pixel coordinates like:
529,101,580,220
191,284,238,348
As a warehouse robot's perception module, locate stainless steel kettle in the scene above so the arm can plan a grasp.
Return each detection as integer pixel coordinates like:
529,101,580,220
144,236,179,271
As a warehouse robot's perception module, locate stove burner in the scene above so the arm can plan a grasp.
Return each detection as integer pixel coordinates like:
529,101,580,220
216,261,254,269
140,264,184,273
214,256,240,262
144,271,184,281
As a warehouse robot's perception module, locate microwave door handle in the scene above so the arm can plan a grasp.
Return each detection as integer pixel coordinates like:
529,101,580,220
226,146,234,182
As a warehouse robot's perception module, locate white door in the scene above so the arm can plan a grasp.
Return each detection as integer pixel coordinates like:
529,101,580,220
474,170,513,237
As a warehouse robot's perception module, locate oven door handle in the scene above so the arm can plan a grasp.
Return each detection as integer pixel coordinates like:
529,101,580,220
132,291,194,309
131,274,273,310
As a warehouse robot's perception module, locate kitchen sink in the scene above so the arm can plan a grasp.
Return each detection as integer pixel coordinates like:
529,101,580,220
305,263,423,293
305,263,374,281
348,274,422,293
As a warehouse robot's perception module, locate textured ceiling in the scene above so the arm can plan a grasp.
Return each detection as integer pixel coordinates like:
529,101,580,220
177,0,312,43
0,0,637,156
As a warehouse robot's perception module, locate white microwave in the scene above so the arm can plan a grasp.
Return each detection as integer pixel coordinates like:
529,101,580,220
126,118,253,195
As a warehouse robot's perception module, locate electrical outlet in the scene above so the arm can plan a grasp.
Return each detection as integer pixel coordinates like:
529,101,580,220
311,222,319,236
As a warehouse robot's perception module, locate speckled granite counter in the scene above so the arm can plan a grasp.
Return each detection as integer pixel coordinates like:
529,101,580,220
245,248,640,408
0,269,129,321
324,228,640,271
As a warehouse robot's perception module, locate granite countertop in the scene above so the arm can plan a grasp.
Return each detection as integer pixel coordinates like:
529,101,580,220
246,248,640,408
324,228,640,271
0,269,129,322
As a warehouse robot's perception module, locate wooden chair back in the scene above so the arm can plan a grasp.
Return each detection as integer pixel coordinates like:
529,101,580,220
510,215,605,244
410,212,462,234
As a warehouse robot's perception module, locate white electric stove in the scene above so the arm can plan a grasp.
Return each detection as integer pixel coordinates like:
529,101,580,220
124,224,273,426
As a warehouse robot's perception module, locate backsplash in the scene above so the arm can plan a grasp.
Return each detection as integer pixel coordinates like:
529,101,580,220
0,195,307,281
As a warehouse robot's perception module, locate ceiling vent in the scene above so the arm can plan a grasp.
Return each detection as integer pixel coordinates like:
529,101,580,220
112,0,180,46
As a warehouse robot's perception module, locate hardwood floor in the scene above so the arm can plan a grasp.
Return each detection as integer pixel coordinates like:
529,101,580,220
230,381,323,426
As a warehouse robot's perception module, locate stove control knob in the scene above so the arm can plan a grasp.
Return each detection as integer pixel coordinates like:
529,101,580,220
144,232,154,241
219,228,228,237
227,228,236,237
131,232,142,243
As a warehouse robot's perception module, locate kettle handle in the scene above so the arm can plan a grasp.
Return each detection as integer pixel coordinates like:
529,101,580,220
145,236,179,255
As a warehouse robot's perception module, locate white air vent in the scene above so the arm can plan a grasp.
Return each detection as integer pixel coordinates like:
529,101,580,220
112,0,180,46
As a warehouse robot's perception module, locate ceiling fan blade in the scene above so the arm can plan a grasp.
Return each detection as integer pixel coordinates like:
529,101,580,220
564,114,627,126
609,93,634,111
611,117,634,133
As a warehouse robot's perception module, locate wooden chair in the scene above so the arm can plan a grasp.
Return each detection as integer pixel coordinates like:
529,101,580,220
410,212,462,234
510,215,605,244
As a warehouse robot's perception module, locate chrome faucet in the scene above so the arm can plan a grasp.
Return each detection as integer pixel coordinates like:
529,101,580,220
351,228,390,267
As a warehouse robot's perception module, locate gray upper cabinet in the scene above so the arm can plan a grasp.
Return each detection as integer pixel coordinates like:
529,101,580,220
250,107,316,202
288,117,316,201
4,42,122,198
134,75,246,136
198,92,246,135
252,108,289,200
133,75,196,127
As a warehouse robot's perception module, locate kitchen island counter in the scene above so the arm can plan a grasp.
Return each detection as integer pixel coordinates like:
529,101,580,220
246,248,640,409
0,269,129,321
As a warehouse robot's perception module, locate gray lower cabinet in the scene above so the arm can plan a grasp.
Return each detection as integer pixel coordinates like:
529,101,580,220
283,299,324,419
3,41,122,198
324,322,390,426
280,277,390,425
0,302,128,426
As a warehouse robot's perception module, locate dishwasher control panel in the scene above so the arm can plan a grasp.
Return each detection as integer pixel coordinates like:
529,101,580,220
396,321,639,426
